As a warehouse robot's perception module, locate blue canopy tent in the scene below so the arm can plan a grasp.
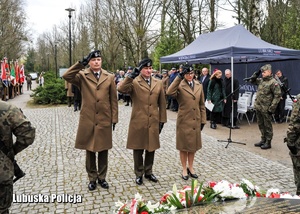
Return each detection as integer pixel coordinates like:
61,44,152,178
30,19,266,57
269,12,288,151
160,24,300,64
160,25,300,94
160,25,300,128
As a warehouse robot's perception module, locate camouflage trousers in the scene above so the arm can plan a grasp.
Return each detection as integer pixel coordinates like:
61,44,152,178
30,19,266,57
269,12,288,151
290,152,300,195
256,110,273,141
0,180,13,214
0,152,14,214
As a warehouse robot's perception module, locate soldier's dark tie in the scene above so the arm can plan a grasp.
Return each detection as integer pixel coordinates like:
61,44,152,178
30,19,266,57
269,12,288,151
189,82,193,89
94,72,99,80
146,79,150,85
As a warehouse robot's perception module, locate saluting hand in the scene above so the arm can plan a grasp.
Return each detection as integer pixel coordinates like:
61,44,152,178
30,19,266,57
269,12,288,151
128,67,140,79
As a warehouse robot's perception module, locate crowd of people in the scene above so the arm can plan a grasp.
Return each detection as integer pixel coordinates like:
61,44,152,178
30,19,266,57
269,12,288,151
2,50,300,213
0,58,26,101
61,50,297,190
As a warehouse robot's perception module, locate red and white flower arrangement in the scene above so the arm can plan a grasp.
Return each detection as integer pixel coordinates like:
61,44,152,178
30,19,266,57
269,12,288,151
114,179,300,214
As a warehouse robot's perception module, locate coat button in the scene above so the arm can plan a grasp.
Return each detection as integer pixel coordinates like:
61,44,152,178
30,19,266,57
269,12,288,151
96,112,99,114
97,100,99,102
149,115,152,117
193,128,195,130
193,97,195,100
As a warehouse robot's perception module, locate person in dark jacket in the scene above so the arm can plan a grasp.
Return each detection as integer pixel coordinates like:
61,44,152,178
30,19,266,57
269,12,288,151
207,70,226,129
222,69,240,128
198,67,211,120
72,84,81,112
274,69,288,123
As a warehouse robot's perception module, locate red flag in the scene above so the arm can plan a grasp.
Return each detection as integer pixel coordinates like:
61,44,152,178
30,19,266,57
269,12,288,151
1,61,8,86
14,61,19,83
19,64,25,84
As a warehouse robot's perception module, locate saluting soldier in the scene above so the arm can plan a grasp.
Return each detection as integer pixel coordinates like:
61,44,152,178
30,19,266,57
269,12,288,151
248,64,281,149
0,100,35,213
117,58,167,185
65,81,74,107
63,50,118,191
166,65,206,180
285,94,300,195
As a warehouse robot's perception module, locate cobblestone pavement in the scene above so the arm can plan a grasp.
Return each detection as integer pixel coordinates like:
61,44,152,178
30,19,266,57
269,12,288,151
7,85,295,213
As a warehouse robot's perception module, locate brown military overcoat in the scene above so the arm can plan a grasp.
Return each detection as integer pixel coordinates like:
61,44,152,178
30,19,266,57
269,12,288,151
63,62,118,152
166,77,206,152
117,75,167,152
65,81,74,97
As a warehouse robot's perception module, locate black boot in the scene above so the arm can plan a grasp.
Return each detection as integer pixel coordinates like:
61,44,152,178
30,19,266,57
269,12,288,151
254,140,265,147
261,141,271,149
210,121,216,129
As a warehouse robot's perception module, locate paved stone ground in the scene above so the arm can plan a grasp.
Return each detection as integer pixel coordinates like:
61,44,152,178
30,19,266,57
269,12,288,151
7,83,296,213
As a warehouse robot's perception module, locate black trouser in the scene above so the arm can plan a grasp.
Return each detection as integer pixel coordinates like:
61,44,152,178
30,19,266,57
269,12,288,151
0,180,13,214
210,112,222,124
133,150,155,177
275,98,285,121
86,150,108,181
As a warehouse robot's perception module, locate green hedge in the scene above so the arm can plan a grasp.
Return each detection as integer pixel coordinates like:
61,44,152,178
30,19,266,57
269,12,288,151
32,72,67,105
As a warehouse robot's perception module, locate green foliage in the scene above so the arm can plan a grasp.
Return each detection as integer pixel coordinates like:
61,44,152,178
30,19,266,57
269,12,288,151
31,72,67,105
261,0,300,50
25,48,36,73
282,2,300,49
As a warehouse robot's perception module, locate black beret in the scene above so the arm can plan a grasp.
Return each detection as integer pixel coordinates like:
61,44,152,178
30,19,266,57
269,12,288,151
182,65,191,73
138,58,152,70
90,50,101,58
128,66,133,70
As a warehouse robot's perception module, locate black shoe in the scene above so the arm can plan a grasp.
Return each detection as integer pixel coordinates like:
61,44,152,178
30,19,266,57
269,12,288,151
145,174,158,183
254,141,265,147
182,174,189,180
136,176,143,185
74,109,77,112
98,179,109,189
232,126,240,129
210,123,216,129
88,181,97,191
187,168,198,179
261,142,271,149
125,103,129,106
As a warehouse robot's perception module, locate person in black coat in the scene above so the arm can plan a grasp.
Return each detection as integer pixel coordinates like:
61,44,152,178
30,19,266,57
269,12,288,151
274,69,288,123
222,69,240,128
198,67,211,120
72,84,81,112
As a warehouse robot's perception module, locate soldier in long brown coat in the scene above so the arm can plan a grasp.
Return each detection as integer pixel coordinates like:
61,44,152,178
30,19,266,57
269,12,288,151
63,50,118,191
65,81,74,107
166,65,206,180
117,58,167,185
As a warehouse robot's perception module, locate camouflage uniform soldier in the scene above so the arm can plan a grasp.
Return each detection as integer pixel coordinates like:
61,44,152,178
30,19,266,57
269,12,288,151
0,100,35,214
248,64,281,149
285,94,300,195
